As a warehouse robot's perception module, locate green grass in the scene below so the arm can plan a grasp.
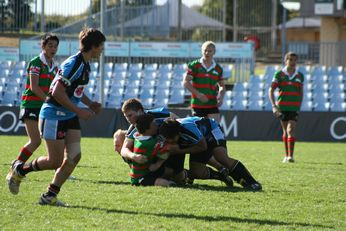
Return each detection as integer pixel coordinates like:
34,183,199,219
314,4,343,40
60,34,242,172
1,136,345,230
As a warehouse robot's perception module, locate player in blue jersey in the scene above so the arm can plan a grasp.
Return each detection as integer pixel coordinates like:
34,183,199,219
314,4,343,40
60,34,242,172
7,28,106,206
159,117,262,190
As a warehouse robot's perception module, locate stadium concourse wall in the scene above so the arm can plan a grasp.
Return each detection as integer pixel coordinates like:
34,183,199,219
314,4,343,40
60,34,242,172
0,106,345,142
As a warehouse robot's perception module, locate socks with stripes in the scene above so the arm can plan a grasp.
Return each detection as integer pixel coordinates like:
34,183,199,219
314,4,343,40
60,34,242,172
287,136,295,158
18,158,41,176
46,184,61,197
282,135,288,157
17,147,33,162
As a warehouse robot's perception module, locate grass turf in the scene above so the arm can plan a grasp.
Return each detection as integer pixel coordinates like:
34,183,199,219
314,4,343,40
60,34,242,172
0,136,345,230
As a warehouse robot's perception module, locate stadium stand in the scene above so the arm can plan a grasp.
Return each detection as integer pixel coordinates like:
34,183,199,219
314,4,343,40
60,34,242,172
0,62,345,112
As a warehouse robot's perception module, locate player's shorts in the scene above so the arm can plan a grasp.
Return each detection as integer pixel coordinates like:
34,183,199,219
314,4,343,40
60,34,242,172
164,154,186,174
280,111,299,122
19,108,40,122
134,165,166,186
192,107,219,117
189,125,227,164
39,116,80,140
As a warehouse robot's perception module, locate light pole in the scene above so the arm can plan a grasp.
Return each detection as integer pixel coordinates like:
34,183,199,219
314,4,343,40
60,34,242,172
281,1,287,65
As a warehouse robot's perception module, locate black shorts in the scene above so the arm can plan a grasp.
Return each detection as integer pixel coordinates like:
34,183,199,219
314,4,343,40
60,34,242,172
189,138,227,164
39,116,80,140
280,111,299,122
192,107,219,117
164,154,186,174
136,165,166,186
190,124,227,164
19,108,41,122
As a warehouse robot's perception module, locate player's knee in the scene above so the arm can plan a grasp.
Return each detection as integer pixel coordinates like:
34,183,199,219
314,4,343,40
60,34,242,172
66,142,81,166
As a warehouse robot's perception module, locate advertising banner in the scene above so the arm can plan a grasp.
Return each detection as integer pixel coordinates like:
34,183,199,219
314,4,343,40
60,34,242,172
0,47,19,62
1,107,345,142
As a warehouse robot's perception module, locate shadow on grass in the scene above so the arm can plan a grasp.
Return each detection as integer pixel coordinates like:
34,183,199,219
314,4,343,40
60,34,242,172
181,183,263,193
74,178,131,186
298,161,343,165
68,205,333,229
76,178,262,192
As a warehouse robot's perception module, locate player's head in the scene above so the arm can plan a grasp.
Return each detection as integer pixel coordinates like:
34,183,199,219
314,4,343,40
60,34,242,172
159,118,180,144
79,28,106,58
113,129,126,154
41,33,59,59
201,41,216,59
135,114,157,136
121,98,145,125
284,52,298,68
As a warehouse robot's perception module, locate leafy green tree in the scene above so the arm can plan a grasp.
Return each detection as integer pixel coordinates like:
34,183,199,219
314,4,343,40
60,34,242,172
3,0,34,31
197,0,285,41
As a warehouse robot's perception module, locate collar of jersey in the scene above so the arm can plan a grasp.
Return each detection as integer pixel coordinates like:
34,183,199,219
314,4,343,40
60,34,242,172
39,52,57,73
199,57,216,72
282,66,298,80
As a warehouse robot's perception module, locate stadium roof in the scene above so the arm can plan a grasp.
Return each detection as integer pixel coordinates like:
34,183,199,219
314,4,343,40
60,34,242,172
118,0,230,29
279,17,320,29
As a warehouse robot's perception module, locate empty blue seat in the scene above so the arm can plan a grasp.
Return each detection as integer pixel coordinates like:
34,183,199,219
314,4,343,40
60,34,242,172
104,62,114,73
311,65,326,77
144,63,158,71
297,65,311,76
90,62,99,72
153,97,169,107
219,99,232,110
232,100,247,111
330,102,346,112
129,63,143,72
300,100,313,111
139,89,154,100
248,100,264,111
314,102,329,112
1,91,19,106
113,63,128,73
327,66,343,76
232,82,248,93
169,89,184,104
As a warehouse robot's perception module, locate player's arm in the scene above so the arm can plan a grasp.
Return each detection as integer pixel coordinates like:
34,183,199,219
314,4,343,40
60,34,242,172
217,79,226,107
183,73,208,103
120,138,148,164
29,66,46,101
268,79,281,117
51,80,92,120
81,94,102,114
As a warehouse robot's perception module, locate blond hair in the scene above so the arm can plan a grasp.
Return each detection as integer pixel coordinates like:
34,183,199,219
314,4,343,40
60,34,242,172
201,41,216,52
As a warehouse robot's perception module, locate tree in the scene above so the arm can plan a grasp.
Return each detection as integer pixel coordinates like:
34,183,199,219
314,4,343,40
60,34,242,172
5,0,34,31
197,0,285,41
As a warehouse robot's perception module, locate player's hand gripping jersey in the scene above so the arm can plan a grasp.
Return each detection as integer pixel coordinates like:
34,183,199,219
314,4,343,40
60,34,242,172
40,52,90,120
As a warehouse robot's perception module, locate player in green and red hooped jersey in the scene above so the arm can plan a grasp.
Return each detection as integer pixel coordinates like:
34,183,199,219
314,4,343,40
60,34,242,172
183,41,226,122
268,52,304,163
13,34,59,166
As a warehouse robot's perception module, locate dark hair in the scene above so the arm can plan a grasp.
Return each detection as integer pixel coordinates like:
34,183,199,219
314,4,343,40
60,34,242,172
284,52,298,61
135,114,154,134
121,98,144,113
41,33,59,46
79,28,106,52
159,118,180,139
